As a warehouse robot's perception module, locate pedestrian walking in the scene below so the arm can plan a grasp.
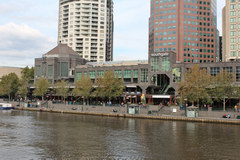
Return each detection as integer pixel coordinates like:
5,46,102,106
234,105,238,112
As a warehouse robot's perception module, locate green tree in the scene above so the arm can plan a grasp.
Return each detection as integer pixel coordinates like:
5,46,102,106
21,66,34,82
234,86,240,104
0,73,19,101
95,71,124,102
17,66,34,100
17,79,28,100
72,76,93,105
178,65,212,107
55,80,69,103
34,77,49,101
209,71,236,111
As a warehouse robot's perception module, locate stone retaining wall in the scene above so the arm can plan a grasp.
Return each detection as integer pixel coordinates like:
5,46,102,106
9,101,240,119
16,107,240,125
199,111,240,118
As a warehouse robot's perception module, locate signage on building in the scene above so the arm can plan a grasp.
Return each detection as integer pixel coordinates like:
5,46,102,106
151,53,169,57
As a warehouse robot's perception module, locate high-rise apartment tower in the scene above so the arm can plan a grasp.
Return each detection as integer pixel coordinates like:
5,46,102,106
149,0,217,63
223,0,240,61
58,0,114,62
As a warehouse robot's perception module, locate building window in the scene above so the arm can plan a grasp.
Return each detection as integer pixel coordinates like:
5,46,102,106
97,71,104,77
84,72,88,77
151,57,160,72
162,57,170,71
47,65,53,77
60,62,69,77
133,70,138,78
114,70,122,78
236,67,240,82
123,70,132,78
42,62,47,76
36,65,41,77
223,67,233,73
76,72,82,81
210,67,220,76
89,71,96,79
140,69,148,83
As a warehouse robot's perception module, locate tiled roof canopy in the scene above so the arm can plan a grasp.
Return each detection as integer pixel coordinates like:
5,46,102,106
43,44,79,57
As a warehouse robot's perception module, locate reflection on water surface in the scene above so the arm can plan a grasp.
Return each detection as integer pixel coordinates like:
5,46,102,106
0,111,240,159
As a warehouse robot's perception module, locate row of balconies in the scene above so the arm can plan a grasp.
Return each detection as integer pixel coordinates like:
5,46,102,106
90,56,98,60
74,3,98,7
75,19,97,24
72,33,98,37
75,18,99,22
63,24,68,27
74,26,100,31
76,20,97,25
73,8,99,13
62,10,99,16
73,29,98,32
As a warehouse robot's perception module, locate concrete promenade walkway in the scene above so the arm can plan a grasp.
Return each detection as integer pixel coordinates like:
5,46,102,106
14,104,240,125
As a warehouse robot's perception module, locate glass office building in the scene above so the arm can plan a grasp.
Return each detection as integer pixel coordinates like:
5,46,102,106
149,0,217,63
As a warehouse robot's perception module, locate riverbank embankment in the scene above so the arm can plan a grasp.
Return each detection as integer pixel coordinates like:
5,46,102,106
15,104,240,125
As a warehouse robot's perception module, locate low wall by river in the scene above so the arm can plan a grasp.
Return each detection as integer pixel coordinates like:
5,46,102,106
8,100,240,121
47,103,187,116
48,103,240,118
199,111,240,118
15,107,240,125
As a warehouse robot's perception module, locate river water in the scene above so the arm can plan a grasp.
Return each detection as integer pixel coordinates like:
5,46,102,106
0,110,240,160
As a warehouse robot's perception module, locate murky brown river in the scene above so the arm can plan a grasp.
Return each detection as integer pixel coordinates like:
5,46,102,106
0,110,240,159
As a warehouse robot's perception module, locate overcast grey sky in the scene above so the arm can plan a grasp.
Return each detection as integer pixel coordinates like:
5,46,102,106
0,0,226,67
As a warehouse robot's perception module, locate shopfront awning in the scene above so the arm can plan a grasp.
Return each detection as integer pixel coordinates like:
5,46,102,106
152,95,171,99
126,85,137,88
